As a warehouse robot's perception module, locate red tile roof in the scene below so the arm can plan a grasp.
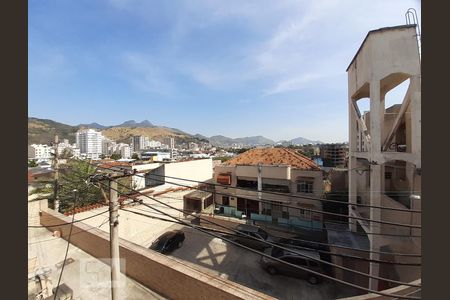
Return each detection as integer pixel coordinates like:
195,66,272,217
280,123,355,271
97,161,132,169
225,147,320,171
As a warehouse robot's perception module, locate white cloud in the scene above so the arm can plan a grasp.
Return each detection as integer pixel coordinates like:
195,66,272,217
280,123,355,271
107,0,420,98
263,73,325,96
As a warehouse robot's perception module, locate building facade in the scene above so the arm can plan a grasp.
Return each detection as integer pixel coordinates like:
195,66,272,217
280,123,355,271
131,136,144,152
28,144,53,161
347,25,421,290
320,143,349,167
214,148,324,224
76,129,103,159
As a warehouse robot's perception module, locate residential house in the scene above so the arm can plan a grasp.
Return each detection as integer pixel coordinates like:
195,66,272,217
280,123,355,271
213,147,324,225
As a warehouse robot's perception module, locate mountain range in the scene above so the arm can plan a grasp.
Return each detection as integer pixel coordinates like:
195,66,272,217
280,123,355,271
28,117,323,146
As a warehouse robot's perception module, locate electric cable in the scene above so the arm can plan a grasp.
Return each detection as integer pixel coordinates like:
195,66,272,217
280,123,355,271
120,206,420,266
102,179,422,289
110,164,421,214
53,190,78,300
101,181,421,300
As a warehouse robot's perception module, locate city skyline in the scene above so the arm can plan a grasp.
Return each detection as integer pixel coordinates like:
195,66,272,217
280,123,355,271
29,0,420,143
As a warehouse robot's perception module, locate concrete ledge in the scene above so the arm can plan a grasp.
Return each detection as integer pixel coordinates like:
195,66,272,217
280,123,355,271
338,279,421,299
40,209,274,300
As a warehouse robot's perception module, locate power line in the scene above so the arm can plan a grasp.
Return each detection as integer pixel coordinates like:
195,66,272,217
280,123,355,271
127,173,421,230
91,162,421,214
63,163,421,253
28,209,109,228
53,190,77,300
28,213,110,245
258,224,421,257
101,181,420,300
130,201,421,257
121,206,420,266
87,163,422,237
86,162,421,230
102,180,421,289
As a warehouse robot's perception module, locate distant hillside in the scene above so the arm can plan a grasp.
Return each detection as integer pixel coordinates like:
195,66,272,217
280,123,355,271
235,136,275,145
28,117,196,145
101,127,191,144
115,120,155,128
208,135,275,146
28,117,78,144
29,117,325,147
77,122,108,129
288,137,323,145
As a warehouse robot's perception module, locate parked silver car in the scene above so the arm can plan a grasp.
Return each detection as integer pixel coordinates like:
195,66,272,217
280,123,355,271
260,246,324,284
229,224,278,250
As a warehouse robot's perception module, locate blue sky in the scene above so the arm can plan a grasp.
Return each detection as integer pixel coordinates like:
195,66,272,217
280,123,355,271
29,0,420,143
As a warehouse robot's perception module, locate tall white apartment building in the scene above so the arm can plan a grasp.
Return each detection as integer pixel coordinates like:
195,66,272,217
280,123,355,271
76,129,104,159
148,140,162,148
164,137,175,159
120,144,131,159
131,136,144,152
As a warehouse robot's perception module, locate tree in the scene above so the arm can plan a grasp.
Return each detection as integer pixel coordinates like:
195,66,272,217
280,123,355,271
110,153,122,160
31,159,103,213
99,154,106,159
131,153,139,160
214,156,231,163
28,159,38,167
60,148,74,159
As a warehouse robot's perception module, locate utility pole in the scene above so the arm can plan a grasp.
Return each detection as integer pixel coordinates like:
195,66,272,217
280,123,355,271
109,177,120,300
53,135,60,212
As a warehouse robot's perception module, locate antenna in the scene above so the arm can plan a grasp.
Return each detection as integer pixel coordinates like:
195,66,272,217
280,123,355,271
405,8,421,58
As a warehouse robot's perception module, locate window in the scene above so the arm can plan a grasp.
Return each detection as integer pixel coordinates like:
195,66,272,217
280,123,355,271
262,203,271,215
385,172,392,179
257,229,268,240
284,256,307,266
262,183,290,193
299,208,311,220
222,196,230,206
281,209,289,219
297,180,313,193
237,179,257,189
309,261,319,267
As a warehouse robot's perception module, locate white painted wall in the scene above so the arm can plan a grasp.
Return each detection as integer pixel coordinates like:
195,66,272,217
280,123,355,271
164,159,213,188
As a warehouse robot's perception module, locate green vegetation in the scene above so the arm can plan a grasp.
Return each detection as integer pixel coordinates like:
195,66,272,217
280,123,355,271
110,153,122,160
28,160,38,167
31,159,103,213
60,148,74,159
214,156,231,162
131,153,139,160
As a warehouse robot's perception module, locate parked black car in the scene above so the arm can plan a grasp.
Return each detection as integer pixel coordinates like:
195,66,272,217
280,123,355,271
260,246,324,284
149,230,185,254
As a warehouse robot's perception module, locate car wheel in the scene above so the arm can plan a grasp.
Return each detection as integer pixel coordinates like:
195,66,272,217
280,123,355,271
307,275,319,285
177,241,183,248
267,266,277,275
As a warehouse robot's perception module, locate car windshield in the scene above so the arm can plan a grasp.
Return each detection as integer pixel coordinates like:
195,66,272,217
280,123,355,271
258,229,268,240
271,247,284,258
151,238,167,251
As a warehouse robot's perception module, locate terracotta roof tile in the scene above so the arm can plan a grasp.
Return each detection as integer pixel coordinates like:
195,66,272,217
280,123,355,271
225,147,320,171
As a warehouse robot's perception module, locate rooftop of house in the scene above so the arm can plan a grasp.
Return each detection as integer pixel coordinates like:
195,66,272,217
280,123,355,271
97,160,133,170
183,190,212,200
225,147,320,171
